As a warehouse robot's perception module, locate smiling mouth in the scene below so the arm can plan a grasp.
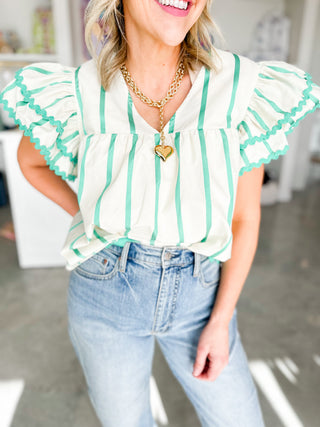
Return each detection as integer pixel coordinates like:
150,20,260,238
156,0,190,10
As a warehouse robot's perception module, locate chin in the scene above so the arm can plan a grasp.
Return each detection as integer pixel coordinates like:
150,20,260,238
156,30,187,47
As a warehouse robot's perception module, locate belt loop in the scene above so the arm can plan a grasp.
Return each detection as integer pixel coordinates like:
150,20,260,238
119,241,130,273
193,252,201,277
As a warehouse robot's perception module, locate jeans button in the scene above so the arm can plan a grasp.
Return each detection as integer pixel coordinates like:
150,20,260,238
165,252,172,260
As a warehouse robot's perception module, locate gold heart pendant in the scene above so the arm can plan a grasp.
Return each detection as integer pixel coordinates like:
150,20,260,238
154,145,174,161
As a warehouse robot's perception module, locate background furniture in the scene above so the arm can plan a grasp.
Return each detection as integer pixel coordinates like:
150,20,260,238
0,130,78,268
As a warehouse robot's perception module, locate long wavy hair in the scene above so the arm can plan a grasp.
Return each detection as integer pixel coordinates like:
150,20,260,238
84,0,226,91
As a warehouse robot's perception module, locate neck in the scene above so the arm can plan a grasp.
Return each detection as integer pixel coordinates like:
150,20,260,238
124,28,182,98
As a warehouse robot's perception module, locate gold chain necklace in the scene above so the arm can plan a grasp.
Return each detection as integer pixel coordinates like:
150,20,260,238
120,61,185,161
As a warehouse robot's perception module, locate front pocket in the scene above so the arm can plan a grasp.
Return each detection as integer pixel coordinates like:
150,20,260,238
74,249,120,280
198,257,221,288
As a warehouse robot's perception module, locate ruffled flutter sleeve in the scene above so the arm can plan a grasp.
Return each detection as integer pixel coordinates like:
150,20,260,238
237,60,320,176
0,62,80,181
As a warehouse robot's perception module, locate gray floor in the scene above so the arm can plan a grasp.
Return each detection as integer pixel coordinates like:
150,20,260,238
0,181,319,427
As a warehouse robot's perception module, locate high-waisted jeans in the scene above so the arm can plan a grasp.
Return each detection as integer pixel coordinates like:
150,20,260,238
67,241,265,427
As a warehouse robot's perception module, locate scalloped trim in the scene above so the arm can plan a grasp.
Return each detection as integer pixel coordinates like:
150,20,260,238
13,67,78,163
238,70,320,150
0,91,77,182
239,144,290,176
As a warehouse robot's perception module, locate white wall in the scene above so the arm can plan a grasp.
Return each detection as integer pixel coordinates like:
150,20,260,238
69,0,85,67
284,0,305,64
211,0,285,54
310,3,320,82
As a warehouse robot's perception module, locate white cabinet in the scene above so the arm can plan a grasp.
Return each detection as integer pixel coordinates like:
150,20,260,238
0,130,78,268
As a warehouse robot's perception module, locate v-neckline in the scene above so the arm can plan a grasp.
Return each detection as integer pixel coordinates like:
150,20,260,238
118,64,205,134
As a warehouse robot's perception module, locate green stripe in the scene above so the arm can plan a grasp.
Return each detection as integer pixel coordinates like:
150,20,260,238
198,129,212,242
254,88,286,114
64,111,77,121
150,133,161,245
70,220,83,232
23,66,55,75
128,92,136,133
237,121,253,140
124,134,138,237
24,65,71,75
197,67,212,241
266,65,304,79
52,150,64,164
240,146,250,166
93,229,108,243
220,129,234,225
29,118,48,130
258,73,274,80
77,135,93,204
227,54,240,128
59,130,80,144
247,107,269,132
70,233,86,259
124,95,138,238
14,101,27,107
310,93,319,103
168,113,176,133
28,81,73,95
75,66,87,135
43,94,73,110
208,235,233,262
100,86,106,133
1,80,17,95
94,134,116,227
198,68,210,129
262,139,273,154
174,132,184,245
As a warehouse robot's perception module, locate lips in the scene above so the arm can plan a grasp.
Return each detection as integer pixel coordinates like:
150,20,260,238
154,0,192,17
157,0,189,10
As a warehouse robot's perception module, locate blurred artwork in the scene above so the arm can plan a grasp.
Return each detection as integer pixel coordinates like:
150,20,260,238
32,7,55,54
244,9,291,61
81,0,106,60
0,30,21,54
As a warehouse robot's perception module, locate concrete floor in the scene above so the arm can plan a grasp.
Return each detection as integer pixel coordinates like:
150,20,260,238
0,181,319,427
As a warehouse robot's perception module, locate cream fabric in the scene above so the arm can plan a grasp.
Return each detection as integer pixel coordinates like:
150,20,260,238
0,47,319,271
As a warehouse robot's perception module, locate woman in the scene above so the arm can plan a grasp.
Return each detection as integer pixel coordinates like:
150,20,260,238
1,0,319,426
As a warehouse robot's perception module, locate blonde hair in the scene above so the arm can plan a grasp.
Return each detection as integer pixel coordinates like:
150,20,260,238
84,0,226,91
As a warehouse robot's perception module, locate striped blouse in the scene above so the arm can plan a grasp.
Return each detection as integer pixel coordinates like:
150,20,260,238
0,47,319,271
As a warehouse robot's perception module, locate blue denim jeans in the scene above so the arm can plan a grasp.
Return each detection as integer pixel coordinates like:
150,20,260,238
67,241,265,427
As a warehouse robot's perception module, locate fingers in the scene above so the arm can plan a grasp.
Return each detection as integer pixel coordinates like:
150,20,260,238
192,345,208,377
197,356,228,381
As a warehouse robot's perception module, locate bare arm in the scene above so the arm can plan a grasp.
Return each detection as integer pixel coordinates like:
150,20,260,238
209,164,265,326
17,134,79,217
192,164,265,380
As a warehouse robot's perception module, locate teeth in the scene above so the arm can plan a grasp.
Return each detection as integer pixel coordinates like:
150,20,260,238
158,0,188,10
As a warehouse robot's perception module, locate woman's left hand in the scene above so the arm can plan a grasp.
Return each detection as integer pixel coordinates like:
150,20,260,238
192,321,230,382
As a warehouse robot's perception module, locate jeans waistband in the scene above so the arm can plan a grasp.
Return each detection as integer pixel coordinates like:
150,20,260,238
99,241,210,277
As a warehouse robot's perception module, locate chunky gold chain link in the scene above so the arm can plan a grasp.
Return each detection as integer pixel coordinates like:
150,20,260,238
120,61,185,145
